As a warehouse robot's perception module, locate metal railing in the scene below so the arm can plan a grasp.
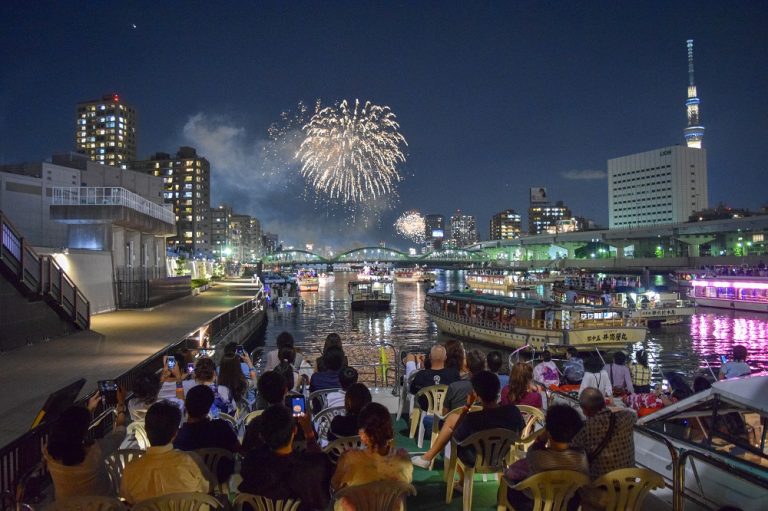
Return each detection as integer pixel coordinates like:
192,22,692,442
0,209,89,331
51,186,175,225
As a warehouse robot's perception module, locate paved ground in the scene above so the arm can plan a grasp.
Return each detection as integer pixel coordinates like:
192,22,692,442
0,279,260,446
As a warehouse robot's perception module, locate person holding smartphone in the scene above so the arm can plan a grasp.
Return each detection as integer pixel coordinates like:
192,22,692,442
718,345,751,380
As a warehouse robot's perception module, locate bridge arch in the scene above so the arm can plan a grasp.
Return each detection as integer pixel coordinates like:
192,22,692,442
263,249,327,265
334,246,410,263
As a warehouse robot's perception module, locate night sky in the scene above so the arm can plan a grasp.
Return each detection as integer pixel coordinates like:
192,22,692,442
1,1,766,249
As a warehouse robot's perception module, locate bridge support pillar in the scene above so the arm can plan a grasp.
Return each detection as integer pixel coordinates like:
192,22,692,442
675,235,716,257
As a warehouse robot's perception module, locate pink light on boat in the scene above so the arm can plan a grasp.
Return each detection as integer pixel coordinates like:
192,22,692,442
691,280,768,290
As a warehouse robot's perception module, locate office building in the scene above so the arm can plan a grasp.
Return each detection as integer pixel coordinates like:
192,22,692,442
129,147,211,255
76,94,137,165
449,211,477,247
489,209,522,240
527,187,572,235
424,214,445,250
608,146,708,228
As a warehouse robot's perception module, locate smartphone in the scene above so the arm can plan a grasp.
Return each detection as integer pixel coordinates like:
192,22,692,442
291,395,306,417
98,380,118,407
167,356,176,370
186,362,195,374
236,345,245,357
719,355,728,364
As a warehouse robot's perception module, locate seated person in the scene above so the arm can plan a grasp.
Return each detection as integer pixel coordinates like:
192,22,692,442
443,350,486,413
501,363,543,408
44,391,127,500
274,345,308,392
563,347,584,385
406,344,461,411
719,345,751,380
218,353,254,411
127,370,162,421
328,383,372,442
411,371,524,470
331,403,413,511
121,401,214,503
309,346,345,393
327,366,359,409
487,350,509,388
245,371,292,450
505,405,588,510
173,385,241,481
182,356,235,416
533,350,561,388
240,405,332,511
264,331,304,371
316,333,348,372
660,372,693,406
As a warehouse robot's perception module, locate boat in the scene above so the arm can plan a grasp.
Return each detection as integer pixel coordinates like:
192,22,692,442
318,272,335,285
465,270,519,292
394,267,436,283
424,291,647,351
296,269,319,292
357,265,393,283
634,375,768,510
261,271,295,285
348,281,392,310
690,277,768,313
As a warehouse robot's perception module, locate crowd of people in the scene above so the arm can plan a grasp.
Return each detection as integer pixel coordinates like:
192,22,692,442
41,332,754,509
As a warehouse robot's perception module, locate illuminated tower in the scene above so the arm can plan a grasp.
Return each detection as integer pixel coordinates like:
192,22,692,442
684,39,705,148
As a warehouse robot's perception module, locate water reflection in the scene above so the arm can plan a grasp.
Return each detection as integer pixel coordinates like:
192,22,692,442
258,270,768,378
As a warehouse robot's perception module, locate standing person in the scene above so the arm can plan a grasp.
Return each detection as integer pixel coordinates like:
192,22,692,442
605,352,634,396
501,363,543,408
719,345,751,379
486,350,509,388
532,350,561,388
631,349,652,394
579,356,613,398
563,347,584,385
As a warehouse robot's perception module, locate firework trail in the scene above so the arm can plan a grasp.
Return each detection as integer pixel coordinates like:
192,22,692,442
297,99,407,206
394,210,426,243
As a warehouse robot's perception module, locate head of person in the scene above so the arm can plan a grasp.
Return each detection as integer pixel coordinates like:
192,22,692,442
486,350,503,374
471,370,501,404
257,371,288,406
666,372,693,401
732,345,747,362
278,345,296,365
185,384,214,419
546,405,583,443
636,349,649,367
429,344,447,368
465,349,486,376
276,331,295,350
567,347,579,360
579,387,606,418
507,362,534,403
218,354,247,401
339,366,359,391
345,382,372,415
324,333,343,353
131,370,161,405
194,356,216,382
322,346,345,373
445,339,465,371
46,406,91,465
583,356,604,374
260,405,295,451
613,351,627,366
223,342,238,356
357,402,393,452
145,400,182,446
693,376,712,393
542,350,552,362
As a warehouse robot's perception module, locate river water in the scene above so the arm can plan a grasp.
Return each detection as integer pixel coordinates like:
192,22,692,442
258,271,768,383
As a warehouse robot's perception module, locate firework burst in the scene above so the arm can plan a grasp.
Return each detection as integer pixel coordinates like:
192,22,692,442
297,99,407,206
394,210,426,243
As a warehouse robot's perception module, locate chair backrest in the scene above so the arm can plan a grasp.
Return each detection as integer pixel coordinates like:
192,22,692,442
313,406,346,442
126,421,149,450
589,468,666,511
323,435,365,464
233,494,302,511
307,388,341,414
517,405,545,437
217,412,238,431
413,384,449,414
54,496,127,511
455,428,519,474
194,448,236,484
334,480,417,511
241,409,264,426
512,470,590,511
131,492,223,511
104,448,145,495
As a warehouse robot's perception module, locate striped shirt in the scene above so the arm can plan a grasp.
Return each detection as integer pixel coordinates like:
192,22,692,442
630,363,651,387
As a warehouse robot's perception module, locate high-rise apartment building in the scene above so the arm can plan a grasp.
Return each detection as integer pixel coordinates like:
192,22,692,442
449,211,478,247
424,214,445,250
262,232,279,254
489,209,522,240
528,188,572,235
608,146,707,228
129,147,210,255
76,94,137,165
230,214,262,262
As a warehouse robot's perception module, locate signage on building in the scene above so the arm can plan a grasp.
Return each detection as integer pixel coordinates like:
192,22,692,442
530,187,548,203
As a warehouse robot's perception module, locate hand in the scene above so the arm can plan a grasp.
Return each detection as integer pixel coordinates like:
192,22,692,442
241,351,253,366
296,412,313,434
87,392,101,412
116,386,127,406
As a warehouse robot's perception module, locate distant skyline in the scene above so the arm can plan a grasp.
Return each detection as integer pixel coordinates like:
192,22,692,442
1,1,766,249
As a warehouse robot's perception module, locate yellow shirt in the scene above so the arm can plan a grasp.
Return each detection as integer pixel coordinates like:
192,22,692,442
630,364,651,386
120,443,212,504
331,448,413,511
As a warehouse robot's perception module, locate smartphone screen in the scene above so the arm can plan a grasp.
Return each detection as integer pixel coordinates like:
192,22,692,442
98,380,118,406
291,396,306,417
167,356,176,370
186,362,195,374
720,355,728,364
236,345,245,357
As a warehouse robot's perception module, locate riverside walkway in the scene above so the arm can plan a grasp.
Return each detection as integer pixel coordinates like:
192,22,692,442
0,278,261,446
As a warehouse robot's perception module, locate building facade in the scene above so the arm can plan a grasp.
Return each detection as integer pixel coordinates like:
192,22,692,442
608,146,708,229
262,232,279,254
210,204,233,258
230,214,262,262
449,211,478,247
489,209,522,240
424,214,445,250
528,200,571,235
76,94,137,165
129,147,211,256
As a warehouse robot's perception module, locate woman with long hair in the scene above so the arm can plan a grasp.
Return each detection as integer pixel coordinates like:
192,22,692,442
444,339,466,373
218,354,250,409
501,362,543,408
183,356,235,416
331,402,412,510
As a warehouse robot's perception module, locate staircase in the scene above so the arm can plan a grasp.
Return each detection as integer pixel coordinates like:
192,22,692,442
0,209,89,330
